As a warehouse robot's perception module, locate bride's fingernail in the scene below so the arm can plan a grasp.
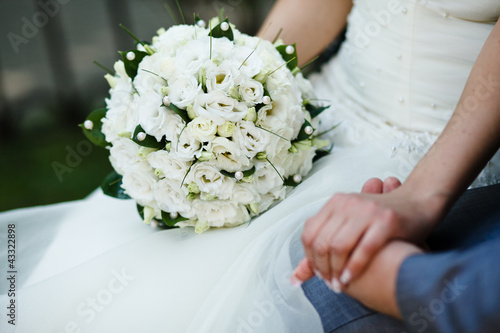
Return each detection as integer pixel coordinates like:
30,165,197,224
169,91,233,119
340,270,351,285
331,278,342,294
313,269,324,279
290,275,303,288
325,279,333,289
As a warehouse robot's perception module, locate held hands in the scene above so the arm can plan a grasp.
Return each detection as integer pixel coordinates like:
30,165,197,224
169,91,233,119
292,177,441,292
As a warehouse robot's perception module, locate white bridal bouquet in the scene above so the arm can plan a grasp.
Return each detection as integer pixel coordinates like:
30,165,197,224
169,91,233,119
82,13,331,233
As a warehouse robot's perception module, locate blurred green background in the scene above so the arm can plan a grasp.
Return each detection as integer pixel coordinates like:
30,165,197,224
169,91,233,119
0,0,276,211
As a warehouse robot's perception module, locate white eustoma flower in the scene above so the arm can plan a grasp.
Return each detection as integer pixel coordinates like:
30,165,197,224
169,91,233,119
194,91,247,125
192,200,250,228
137,90,170,141
238,79,264,104
114,60,129,79
233,45,264,78
147,150,190,181
168,76,201,109
232,121,269,158
103,89,139,142
261,94,304,139
206,60,238,93
292,149,316,176
261,125,293,160
187,117,218,142
294,72,315,101
109,138,143,175
154,177,194,218
210,37,236,62
206,137,250,172
266,67,292,94
231,183,260,205
121,162,157,207
155,25,199,55
252,162,284,195
254,194,276,214
175,39,209,76
170,127,202,161
190,162,235,200
268,148,294,175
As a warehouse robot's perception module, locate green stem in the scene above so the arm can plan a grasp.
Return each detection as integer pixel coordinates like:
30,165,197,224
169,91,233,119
266,158,284,182
268,57,297,76
93,61,114,75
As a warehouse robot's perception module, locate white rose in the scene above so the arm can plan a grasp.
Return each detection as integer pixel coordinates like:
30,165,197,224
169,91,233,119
147,150,190,181
190,162,235,199
206,137,250,172
232,121,269,158
194,91,247,125
109,138,143,175
231,183,260,205
121,162,157,206
206,60,237,93
154,178,194,218
168,76,202,109
187,117,217,142
238,79,264,104
252,162,284,194
192,200,250,227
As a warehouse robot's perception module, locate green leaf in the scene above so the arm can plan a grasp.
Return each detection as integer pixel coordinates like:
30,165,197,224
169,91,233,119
295,119,314,142
137,204,145,220
194,13,202,25
276,43,298,72
209,18,234,41
221,166,256,179
132,125,167,149
306,103,330,119
166,102,191,123
80,108,108,148
119,50,148,79
161,211,189,227
313,147,332,163
284,175,300,187
101,171,131,199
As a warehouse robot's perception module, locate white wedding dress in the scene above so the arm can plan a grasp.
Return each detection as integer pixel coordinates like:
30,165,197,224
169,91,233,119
2,1,500,332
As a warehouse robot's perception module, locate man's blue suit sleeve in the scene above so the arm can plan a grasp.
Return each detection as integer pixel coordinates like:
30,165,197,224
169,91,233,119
397,239,500,333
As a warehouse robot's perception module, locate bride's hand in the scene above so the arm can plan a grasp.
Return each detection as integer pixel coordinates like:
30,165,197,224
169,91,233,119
296,177,442,291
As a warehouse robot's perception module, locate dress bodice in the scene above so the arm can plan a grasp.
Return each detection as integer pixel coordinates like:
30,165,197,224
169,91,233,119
326,0,500,133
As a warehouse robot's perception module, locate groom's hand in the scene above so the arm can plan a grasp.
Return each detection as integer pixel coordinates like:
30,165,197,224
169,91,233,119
294,176,440,291
292,177,399,285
